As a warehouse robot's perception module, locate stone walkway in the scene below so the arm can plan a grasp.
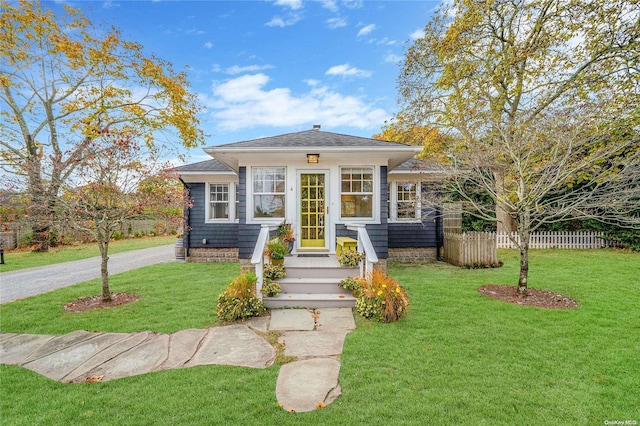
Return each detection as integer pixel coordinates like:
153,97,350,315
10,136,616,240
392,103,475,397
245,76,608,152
0,308,355,413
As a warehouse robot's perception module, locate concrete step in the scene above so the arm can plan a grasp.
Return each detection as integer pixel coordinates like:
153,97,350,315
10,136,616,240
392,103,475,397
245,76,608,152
285,266,359,280
278,278,350,294
264,293,356,309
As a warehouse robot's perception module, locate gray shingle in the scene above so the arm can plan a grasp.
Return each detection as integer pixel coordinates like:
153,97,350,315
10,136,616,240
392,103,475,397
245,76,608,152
174,159,232,172
208,129,412,149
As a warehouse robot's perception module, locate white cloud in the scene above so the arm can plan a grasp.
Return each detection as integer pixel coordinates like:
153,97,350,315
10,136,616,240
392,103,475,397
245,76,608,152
384,54,403,64
266,13,302,27
204,74,388,131
326,17,347,29
326,64,372,78
274,0,303,10
102,1,119,9
225,64,275,75
203,41,214,49
410,28,425,40
357,24,376,37
342,0,363,9
319,0,339,12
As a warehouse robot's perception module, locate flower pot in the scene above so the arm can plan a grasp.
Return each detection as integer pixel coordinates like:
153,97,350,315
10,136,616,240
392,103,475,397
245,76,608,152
271,258,284,265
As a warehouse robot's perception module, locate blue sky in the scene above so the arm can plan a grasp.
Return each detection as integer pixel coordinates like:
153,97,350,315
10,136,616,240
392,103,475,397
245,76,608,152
45,0,439,163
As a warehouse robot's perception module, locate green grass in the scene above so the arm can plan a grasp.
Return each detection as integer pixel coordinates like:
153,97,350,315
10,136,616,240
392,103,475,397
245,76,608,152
0,235,178,272
1,249,638,425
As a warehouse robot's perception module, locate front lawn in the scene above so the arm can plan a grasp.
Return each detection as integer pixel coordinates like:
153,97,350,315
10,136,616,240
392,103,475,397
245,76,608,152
1,249,638,425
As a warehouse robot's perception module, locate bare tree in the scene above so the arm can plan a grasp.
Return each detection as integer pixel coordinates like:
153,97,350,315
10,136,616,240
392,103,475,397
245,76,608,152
59,128,164,302
399,0,640,294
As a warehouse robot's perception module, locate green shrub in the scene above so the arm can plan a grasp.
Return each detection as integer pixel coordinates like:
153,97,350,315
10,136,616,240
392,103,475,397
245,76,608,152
338,250,364,267
339,277,363,296
112,230,124,240
266,238,288,260
352,269,409,322
215,271,266,321
260,280,282,297
263,263,286,281
48,227,60,247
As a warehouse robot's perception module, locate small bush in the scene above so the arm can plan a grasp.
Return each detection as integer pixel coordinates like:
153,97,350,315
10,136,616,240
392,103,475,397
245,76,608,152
112,230,124,240
338,250,364,267
215,271,266,322
339,277,363,296
352,269,409,322
260,280,282,297
263,263,286,281
48,228,60,247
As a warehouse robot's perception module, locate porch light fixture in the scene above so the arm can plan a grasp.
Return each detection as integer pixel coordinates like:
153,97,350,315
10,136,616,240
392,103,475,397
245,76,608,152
307,153,320,164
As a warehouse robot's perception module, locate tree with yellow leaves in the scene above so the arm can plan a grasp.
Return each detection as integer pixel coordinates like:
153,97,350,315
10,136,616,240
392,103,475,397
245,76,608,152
0,0,203,251
398,0,639,295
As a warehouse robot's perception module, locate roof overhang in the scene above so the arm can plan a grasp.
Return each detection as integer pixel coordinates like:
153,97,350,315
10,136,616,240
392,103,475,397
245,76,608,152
204,146,423,171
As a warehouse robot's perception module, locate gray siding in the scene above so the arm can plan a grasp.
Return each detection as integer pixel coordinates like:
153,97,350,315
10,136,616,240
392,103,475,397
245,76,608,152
186,182,239,249
237,167,261,259
388,208,438,248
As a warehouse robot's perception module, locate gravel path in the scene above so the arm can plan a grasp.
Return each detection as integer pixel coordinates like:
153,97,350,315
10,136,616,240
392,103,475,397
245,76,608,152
0,244,175,304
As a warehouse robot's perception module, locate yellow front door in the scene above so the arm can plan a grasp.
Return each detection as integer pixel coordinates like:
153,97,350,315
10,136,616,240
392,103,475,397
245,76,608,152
300,173,326,248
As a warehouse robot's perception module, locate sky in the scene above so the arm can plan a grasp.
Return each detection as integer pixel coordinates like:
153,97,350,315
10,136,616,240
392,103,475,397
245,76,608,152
43,0,441,164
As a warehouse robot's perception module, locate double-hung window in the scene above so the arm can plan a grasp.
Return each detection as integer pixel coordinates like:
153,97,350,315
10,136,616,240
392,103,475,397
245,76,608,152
253,167,286,219
340,167,374,218
388,181,421,221
208,183,230,220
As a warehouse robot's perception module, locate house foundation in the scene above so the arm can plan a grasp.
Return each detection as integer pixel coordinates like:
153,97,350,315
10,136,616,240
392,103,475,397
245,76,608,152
187,247,239,263
388,247,437,263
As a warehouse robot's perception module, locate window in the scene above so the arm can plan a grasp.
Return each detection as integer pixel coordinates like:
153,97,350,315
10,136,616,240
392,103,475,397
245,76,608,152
208,183,229,220
341,167,373,218
396,182,417,220
253,167,286,219
388,181,421,221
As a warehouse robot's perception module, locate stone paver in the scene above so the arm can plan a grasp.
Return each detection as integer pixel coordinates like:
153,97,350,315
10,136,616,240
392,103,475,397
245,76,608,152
0,308,357,412
276,358,342,413
269,309,315,331
185,325,275,369
280,331,347,357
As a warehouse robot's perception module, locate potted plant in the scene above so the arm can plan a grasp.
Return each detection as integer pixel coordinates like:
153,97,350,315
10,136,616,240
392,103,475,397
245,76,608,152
277,221,295,254
266,238,289,265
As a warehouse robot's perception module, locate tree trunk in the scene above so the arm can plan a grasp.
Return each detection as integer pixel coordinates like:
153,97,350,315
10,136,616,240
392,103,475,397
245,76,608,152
517,241,529,296
98,239,112,302
493,170,517,233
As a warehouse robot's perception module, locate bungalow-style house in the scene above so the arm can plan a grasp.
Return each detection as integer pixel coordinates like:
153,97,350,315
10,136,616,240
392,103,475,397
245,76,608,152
176,125,443,307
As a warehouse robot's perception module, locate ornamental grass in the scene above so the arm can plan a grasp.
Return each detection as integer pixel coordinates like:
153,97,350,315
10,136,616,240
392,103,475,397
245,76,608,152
352,269,409,322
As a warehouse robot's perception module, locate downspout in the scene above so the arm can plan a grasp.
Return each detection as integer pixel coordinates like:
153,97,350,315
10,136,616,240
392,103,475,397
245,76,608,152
179,177,191,258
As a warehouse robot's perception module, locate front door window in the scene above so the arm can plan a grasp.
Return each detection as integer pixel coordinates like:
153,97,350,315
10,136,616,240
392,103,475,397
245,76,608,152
300,173,326,248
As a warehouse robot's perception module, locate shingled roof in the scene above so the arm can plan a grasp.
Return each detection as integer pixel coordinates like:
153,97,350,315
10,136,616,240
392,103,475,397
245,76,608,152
208,128,411,149
174,159,232,173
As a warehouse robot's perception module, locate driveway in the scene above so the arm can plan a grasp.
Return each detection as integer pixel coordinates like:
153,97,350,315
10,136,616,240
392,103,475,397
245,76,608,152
0,244,175,304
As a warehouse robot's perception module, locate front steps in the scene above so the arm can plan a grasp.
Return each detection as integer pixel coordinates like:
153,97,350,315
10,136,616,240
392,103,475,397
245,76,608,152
263,255,359,309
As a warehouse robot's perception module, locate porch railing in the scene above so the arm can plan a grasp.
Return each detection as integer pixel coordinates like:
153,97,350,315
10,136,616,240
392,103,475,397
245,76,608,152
346,224,378,279
251,224,278,298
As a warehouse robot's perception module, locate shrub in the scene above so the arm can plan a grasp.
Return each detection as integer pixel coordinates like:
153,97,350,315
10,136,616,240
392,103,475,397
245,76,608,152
266,238,289,260
260,280,282,297
263,263,286,281
215,271,266,322
352,269,409,322
338,250,364,267
339,277,363,296
112,230,124,240
48,227,60,247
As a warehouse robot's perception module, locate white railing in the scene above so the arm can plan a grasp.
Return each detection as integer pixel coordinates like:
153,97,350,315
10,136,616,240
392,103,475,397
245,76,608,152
346,224,378,279
496,231,606,249
251,224,278,298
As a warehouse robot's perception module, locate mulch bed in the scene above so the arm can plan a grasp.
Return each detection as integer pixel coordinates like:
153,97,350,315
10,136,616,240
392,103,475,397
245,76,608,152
63,293,139,313
478,285,579,309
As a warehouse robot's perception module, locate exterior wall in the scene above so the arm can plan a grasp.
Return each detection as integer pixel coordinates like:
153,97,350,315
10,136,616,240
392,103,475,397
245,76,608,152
186,182,238,250
388,209,438,248
237,167,262,259
334,165,389,259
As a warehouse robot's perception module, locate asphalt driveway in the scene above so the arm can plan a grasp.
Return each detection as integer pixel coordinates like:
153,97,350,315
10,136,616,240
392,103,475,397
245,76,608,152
0,244,175,304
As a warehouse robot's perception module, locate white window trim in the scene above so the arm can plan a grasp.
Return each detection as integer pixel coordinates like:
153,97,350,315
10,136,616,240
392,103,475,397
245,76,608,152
388,180,421,223
205,182,237,223
248,166,287,223
339,166,378,222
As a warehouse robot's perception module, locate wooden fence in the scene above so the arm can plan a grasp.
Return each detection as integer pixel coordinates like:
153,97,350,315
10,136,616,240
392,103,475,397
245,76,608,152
443,231,498,267
496,232,606,249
